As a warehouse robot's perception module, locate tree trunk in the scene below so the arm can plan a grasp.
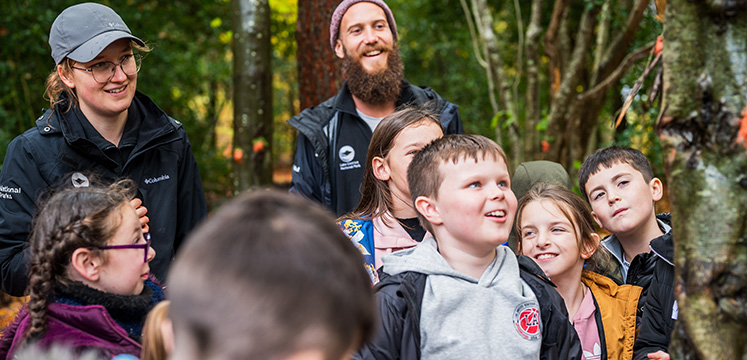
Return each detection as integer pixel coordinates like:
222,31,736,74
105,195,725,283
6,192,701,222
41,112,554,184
470,0,522,167
545,5,600,165
231,0,273,191
297,0,339,110
524,0,542,159
660,0,747,358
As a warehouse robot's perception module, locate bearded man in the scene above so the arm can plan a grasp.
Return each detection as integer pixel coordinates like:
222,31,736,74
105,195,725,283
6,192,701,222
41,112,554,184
288,0,463,216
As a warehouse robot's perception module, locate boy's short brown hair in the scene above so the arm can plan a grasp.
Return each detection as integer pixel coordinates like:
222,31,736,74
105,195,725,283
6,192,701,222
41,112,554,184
168,190,375,360
407,134,508,233
578,146,654,201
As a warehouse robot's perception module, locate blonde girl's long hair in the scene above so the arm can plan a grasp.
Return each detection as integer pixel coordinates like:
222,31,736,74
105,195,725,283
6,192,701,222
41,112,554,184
141,300,172,360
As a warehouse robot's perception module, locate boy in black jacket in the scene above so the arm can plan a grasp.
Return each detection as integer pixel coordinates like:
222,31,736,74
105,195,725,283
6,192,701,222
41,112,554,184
355,135,581,359
578,146,676,359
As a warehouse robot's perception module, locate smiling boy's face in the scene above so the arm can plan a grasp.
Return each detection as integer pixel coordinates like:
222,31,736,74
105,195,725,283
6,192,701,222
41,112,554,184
584,162,662,236
421,155,517,253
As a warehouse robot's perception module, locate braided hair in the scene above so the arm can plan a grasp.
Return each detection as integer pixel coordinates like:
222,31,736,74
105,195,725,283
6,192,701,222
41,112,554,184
25,180,135,341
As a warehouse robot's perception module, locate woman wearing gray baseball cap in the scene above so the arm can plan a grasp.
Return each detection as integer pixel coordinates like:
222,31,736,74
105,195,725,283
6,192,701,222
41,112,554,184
0,3,207,298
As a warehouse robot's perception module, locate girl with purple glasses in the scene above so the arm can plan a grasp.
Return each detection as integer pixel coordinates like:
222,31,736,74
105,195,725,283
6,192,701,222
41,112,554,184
0,180,164,358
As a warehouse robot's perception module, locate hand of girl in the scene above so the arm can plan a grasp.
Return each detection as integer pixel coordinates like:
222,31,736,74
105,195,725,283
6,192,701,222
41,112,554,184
130,198,150,233
647,351,670,360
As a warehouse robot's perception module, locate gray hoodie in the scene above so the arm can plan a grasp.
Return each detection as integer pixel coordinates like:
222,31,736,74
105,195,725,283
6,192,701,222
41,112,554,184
382,237,542,359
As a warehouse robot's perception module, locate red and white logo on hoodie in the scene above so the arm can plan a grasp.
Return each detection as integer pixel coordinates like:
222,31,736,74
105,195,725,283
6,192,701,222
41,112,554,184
513,302,541,340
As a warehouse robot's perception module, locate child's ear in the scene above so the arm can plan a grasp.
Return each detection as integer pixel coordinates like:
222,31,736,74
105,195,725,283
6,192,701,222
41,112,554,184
70,248,101,282
414,196,443,225
591,211,603,229
649,177,664,201
581,233,600,260
372,156,391,181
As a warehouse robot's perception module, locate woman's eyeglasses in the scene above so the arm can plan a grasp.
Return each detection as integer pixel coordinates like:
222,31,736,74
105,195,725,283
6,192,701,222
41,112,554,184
71,54,143,83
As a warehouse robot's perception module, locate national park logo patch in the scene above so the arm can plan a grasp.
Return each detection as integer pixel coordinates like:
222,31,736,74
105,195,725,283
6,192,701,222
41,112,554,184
513,302,541,340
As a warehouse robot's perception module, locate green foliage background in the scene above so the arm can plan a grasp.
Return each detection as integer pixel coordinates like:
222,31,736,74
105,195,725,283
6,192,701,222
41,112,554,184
1,0,665,207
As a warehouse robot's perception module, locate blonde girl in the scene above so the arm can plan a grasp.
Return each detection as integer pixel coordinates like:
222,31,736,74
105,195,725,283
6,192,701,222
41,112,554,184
517,183,641,360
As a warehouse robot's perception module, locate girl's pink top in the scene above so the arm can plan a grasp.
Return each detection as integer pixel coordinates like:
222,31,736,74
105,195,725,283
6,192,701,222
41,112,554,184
574,286,602,360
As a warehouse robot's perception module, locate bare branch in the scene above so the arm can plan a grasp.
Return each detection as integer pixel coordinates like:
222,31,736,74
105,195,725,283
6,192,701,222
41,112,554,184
592,0,612,82
598,0,650,78
546,5,601,134
524,0,542,156
512,0,524,106
581,41,655,103
544,0,568,94
460,0,488,68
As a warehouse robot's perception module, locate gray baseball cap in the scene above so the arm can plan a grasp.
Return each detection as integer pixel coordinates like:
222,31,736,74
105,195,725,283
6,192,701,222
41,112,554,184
49,2,144,65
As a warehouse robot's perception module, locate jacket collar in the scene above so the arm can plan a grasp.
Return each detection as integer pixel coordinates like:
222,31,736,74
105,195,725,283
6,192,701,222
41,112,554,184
37,91,179,164
649,213,674,265
41,92,175,141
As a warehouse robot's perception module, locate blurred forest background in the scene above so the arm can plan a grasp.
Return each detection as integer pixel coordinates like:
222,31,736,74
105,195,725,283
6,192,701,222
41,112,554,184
0,0,664,210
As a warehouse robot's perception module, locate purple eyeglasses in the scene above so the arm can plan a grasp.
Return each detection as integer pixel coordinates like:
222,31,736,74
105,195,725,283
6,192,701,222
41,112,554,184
93,233,151,263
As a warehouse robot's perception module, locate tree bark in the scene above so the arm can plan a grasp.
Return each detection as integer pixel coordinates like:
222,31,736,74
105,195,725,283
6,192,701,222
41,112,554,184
545,4,600,165
470,0,523,166
297,0,339,110
524,0,542,158
231,0,273,191
544,0,569,95
660,0,747,358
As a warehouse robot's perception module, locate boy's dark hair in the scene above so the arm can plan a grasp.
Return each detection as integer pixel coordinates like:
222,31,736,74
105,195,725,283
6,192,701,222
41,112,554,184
168,190,375,360
407,134,508,233
578,146,654,201
339,104,442,226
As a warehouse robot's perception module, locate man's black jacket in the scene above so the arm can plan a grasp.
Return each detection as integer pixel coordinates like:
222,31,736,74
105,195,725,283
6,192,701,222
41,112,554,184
288,81,462,216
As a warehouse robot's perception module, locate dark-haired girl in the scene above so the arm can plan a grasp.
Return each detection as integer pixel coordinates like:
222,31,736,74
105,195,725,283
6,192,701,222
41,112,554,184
338,106,443,284
0,180,164,358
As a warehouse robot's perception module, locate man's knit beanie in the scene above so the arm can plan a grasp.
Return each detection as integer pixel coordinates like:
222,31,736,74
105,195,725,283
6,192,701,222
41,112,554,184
329,0,398,50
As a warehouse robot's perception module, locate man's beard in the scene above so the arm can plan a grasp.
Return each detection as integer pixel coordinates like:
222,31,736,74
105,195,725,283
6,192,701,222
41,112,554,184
342,43,404,106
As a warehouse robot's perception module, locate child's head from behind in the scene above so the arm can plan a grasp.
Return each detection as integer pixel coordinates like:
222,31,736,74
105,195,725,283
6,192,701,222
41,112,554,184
142,300,173,360
577,146,662,235
168,190,375,360
351,105,443,219
516,183,611,279
407,134,516,247
27,180,151,339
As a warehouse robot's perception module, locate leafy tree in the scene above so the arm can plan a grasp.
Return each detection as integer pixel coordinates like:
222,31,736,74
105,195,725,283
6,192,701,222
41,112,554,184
459,0,662,173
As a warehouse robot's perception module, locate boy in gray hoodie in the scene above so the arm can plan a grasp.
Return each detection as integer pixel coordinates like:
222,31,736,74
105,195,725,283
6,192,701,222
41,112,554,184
355,134,581,360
